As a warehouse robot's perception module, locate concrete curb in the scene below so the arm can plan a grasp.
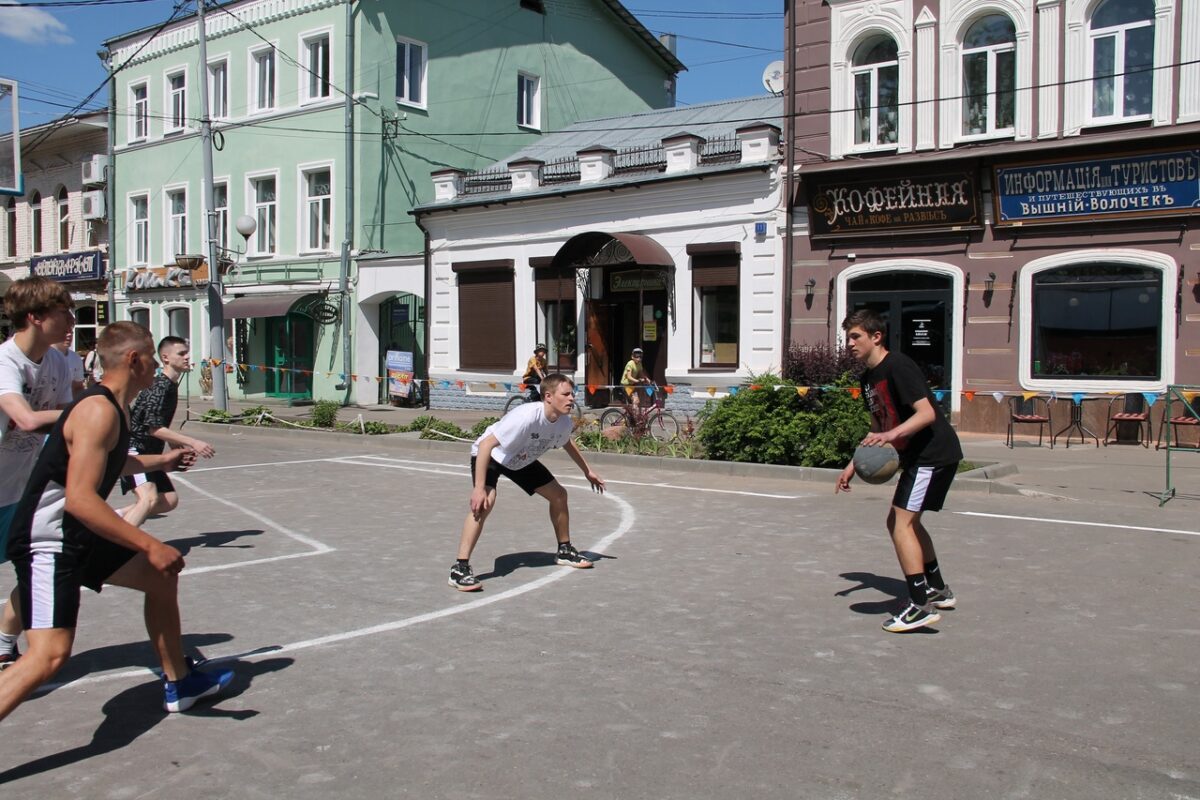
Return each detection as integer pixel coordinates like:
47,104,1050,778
182,420,1023,493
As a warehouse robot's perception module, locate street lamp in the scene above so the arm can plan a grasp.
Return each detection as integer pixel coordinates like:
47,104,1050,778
206,213,256,410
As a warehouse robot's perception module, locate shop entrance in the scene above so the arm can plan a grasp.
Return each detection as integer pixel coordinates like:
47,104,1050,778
584,268,668,408
378,293,425,405
847,271,954,398
265,312,314,400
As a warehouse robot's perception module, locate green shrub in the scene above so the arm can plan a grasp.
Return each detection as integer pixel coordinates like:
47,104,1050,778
311,400,340,428
469,417,499,439
362,421,395,435
418,419,469,440
200,409,234,423
696,372,868,468
240,405,271,419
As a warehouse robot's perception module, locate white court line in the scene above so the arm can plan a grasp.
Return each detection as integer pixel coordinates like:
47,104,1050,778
187,456,375,474
46,485,634,692
957,511,1200,538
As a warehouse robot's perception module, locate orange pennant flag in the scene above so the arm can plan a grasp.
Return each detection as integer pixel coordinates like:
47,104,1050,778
849,387,861,399
749,384,762,391
456,381,465,389
707,386,716,396
664,385,675,394
797,387,810,397
518,383,527,391
964,391,976,401
488,382,498,389
587,383,598,394
1022,391,1037,401
624,386,634,398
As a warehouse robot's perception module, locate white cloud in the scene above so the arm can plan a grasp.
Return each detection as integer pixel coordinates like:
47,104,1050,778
0,1,74,45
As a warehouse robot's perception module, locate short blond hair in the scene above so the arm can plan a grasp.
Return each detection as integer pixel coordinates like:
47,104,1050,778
97,321,153,369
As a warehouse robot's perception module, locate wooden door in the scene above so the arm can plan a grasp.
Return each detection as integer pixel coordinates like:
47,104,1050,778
585,301,610,407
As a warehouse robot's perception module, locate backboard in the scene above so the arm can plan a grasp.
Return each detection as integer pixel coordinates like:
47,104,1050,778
0,78,21,196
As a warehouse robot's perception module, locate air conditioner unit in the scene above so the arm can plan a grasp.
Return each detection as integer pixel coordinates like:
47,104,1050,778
82,190,106,220
81,154,108,186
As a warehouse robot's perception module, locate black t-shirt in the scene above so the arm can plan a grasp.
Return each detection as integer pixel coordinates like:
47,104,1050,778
128,374,179,455
860,352,963,467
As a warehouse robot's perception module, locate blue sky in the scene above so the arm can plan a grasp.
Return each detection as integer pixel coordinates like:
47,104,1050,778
0,0,783,132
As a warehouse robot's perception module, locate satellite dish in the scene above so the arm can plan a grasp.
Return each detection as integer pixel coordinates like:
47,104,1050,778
762,60,785,95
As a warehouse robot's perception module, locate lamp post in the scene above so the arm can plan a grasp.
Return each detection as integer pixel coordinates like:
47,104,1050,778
205,214,255,410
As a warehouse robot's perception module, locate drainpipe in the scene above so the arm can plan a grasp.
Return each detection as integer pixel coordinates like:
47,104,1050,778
782,0,796,359
337,0,355,402
414,212,432,410
100,47,116,327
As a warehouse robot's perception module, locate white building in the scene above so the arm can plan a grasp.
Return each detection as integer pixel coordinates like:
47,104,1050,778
404,96,784,415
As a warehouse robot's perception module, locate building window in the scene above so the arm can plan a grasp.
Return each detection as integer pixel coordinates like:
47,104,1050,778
517,72,540,129
130,82,149,140
74,305,98,353
130,307,150,330
395,37,427,108
131,194,149,265
851,36,899,147
4,198,15,258
303,34,331,101
57,187,70,252
253,47,277,112
455,265,515,370
961,14,1016,137
692,254,739,366
1089,0,1154,121
30,192,42,255
166,306,190,341
213,182,228,251
167,71,187,132
534,266,577,370
251,176,277,255
1031,263,1161,381
208,60,229,119
303,168,332,252
166,189,187,258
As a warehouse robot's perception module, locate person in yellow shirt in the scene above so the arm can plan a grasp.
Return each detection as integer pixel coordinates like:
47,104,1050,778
620,347,651,408
521,344,548,400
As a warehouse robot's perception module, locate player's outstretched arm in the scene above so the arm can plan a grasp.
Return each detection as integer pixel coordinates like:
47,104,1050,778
126,448,197,476
64,399,184,574
151,426,216,458
0,393,62,432
563,440,605,493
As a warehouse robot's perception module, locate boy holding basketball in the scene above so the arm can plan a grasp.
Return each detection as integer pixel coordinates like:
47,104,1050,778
836,309,963,633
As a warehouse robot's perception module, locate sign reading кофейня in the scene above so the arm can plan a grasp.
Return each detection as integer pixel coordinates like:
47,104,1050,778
805,170,981,238
994,148,1200,226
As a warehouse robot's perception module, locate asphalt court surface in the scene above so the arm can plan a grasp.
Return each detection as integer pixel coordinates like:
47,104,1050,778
2,427,1198,799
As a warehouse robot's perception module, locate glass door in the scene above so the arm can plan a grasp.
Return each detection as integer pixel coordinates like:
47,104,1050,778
266,313,314,399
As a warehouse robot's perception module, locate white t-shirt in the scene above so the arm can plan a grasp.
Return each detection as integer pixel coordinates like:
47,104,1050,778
471,400,575,469
0,341,72,506
64,349,85,384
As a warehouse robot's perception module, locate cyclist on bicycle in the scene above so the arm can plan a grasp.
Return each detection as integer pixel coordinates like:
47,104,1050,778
621,346,652,408
522,343,548,402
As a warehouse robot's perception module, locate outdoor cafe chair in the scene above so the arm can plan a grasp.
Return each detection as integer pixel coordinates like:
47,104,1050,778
1103,393,1150,447
1007,395,1053,449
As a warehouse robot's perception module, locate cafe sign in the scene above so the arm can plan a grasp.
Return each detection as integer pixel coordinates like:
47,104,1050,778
994,148,1200,226
30,250,103,282
610,271,666,292
806,170,981,238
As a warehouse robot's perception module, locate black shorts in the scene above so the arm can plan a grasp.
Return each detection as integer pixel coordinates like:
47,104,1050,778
120,469,175,496
469,456,555,496
13,537,137,630
892,462,958,513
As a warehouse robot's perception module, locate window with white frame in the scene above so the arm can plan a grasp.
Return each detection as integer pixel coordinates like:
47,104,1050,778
1089,0,1154,121
1031,263,1162,381
851,36,899,147
57,187,70,252
130,82,149,140
692,253,740,367
517,72,540,129
4,198,15,258
130,194,149,265
395,37,426,107
129,307,150,330
166,189,187,257
251,176,277,255
961,14,1016,137
166,306,190,341
208,60,229,119
167,71,187,132
253,47,277,112
302,168,332,251
30,192,42,254
303,33,331,101
213,182,228,251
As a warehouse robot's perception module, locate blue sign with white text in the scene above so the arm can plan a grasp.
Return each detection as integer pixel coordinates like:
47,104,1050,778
995,149,1200,225
30,250,104,282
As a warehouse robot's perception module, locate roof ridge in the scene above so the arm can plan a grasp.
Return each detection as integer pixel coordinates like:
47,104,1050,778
562,95,777,128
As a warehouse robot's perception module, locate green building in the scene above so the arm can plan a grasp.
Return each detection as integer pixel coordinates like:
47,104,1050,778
103,0,681,404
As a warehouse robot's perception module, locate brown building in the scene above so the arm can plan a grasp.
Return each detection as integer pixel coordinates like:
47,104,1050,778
783,0,1200,436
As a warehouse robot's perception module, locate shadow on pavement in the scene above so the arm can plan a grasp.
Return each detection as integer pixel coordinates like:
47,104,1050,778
49,632,236,686
165,528,264,554
476,549,616,581
836,571,906,615
0,656,293,785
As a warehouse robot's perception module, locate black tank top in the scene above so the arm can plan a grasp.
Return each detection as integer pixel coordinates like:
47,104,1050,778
7,385,131,559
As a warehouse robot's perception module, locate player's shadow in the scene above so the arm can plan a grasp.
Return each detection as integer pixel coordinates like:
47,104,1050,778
47,632,235,687
475,549,615,581
836,571,907,615
0,656,293,785
165,528,264,554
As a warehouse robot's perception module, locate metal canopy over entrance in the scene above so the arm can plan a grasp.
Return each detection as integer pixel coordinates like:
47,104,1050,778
223,292,313,320
551,232,675,408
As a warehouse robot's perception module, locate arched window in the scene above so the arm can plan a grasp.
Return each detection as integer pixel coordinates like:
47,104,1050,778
30,192,42,254
1089,0,1154,120
57,186,70,252
4,197,15,258
851,36,899,147
962,14,1016,136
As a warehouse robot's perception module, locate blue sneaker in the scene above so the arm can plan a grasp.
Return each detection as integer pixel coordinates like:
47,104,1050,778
163,666,234,713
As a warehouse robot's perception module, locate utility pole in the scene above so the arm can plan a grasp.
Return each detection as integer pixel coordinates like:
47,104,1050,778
197,0,227,410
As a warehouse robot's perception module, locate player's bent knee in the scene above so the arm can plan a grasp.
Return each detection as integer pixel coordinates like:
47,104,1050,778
160,493,179,512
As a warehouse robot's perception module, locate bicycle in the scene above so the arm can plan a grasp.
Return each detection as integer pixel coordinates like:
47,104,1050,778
599,384,680,442
503,382,583,423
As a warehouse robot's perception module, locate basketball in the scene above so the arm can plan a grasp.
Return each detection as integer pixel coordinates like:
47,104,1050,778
853,444,900,484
